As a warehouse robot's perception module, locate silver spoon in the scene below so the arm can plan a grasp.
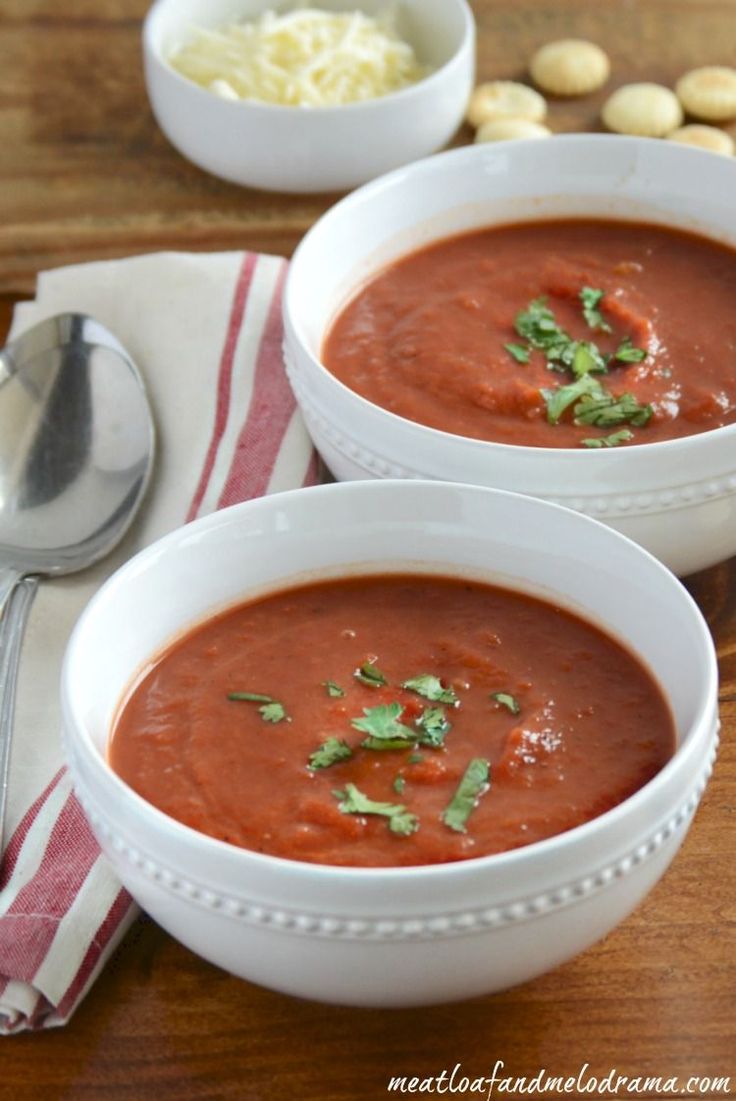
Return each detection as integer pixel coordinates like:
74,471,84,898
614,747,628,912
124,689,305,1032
0,312,155,851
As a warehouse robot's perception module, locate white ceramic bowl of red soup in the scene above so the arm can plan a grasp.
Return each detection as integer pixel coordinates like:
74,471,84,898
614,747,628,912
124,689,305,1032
61,480,718,1007
283,135,736,576
143,0,475,193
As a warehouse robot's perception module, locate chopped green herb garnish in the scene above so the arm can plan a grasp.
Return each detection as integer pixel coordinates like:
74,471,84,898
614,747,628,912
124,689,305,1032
579,287,612,333
490,692,521,715
401,674,458,706
322,680,345,698
416,706,451,747
509,290,653,447
307,737,353,770
351,702,414,744
613,337,648,364
259,701,288,723
354,661,387,688
570,340,608,378
441,758,490,834
514,297,568,355
581,429,635,448
228,691,274,703
408,752,424,764
504,342,530,364
228,691,289,723
334,783,419,836
393,775,406,794
541,374,603,424
361,736,416,751
573,389,652,428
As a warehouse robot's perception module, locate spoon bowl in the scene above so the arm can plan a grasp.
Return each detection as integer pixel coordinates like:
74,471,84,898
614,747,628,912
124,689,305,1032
0,312,155,850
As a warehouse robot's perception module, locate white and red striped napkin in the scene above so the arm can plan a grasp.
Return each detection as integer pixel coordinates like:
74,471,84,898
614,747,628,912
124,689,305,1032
0,250,317,1033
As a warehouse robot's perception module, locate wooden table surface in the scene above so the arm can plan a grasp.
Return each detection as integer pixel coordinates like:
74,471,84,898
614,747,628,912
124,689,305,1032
1,2,735,1099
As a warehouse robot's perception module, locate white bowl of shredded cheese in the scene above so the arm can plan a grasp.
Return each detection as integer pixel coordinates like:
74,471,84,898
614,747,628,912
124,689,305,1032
143,0,475,192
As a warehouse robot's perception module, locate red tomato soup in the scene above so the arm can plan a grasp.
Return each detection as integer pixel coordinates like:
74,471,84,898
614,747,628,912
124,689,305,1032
109,574,675,867
322,219,736,449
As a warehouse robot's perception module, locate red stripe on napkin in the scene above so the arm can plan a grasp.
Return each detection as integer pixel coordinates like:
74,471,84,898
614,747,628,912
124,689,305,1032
0,768,65,887
0,793,100,978
186,252,259,522
217,262,293,506
55,886,134,1021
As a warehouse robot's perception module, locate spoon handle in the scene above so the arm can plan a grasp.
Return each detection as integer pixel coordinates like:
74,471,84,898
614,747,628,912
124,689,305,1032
0,576,39,858
0,566,23,620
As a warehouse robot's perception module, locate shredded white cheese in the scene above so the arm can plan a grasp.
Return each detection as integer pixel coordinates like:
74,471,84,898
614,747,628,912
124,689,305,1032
168,6,429,107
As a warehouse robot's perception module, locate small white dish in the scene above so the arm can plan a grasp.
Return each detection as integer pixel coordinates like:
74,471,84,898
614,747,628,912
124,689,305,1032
142,0,475,193
62,480,718,1006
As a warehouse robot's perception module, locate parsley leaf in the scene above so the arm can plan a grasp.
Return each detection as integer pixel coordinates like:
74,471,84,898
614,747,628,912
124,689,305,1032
613,337,648,364
307,737,353,770
401,674,458,706
228,691,289,723
351,702,415,745
441,758,491,834
354,661,387,688
334,783,419,836
490,692,521,715
581,429,635,448
322,680,345,698
504,342,530,364
580,287,612,333
393,775,406,794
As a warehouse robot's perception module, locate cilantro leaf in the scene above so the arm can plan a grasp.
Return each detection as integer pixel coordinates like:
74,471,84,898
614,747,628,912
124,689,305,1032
490,692,521,715
228,691,289,723
569,340,608,378
354,661,387,688
504,342,530,364
514,297,566,351
579,287,612,333
581,429,635,448
541,374,604,424
334,783,419,836
307,737,353,770
613,337,648,364
416,706,450,748
351,702,415,744
228,691,273,703
393,775,406,794
401,674,458,706
441,758,491,834
259,701,288,723
361,736,417,751
322,680,345,698
573,390,652,428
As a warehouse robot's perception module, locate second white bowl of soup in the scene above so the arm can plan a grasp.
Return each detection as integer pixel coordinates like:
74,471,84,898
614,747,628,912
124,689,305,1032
283,135,736,574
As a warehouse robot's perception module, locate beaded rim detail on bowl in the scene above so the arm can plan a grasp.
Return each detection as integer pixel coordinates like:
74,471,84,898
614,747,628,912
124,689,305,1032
71,736,717,942
285,351,736,517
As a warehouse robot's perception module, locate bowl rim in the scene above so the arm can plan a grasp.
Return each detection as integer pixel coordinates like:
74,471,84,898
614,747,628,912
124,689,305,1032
284,134,736,460
62,479,720,885
142,0,476,117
